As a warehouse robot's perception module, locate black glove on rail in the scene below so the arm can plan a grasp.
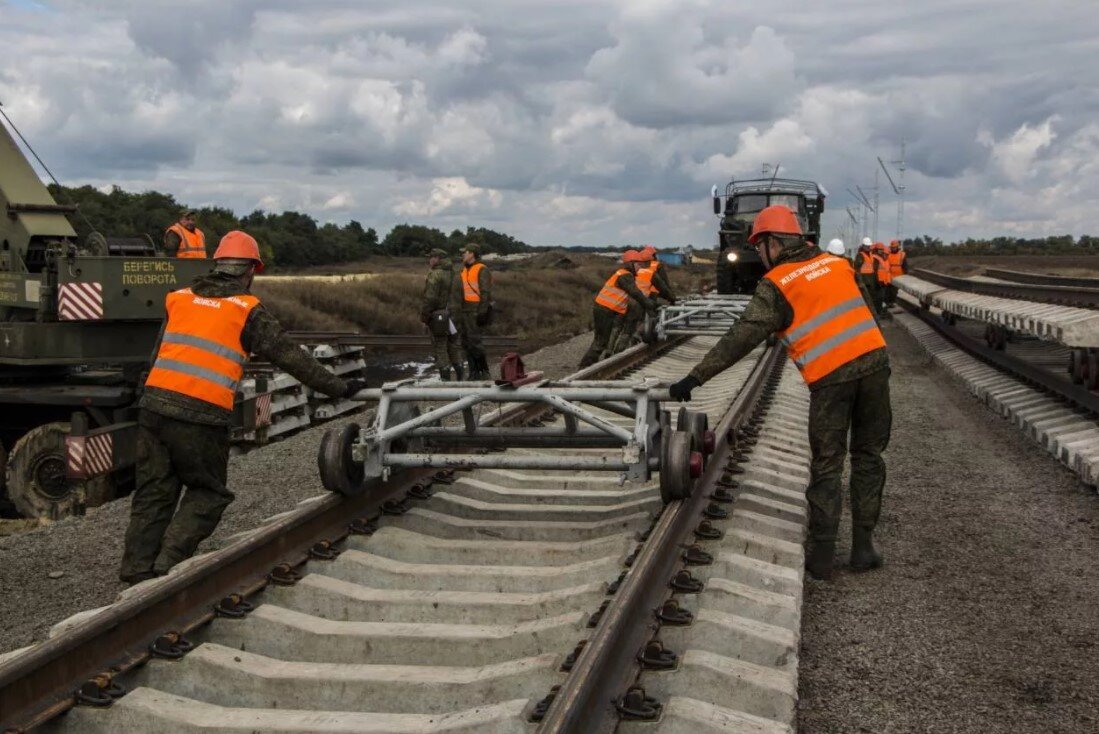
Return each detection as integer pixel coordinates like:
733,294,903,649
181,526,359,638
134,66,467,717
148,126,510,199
669,375,700,402
344,378,368,399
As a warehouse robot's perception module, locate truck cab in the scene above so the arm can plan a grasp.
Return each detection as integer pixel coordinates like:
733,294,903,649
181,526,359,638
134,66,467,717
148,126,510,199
711,178,826,294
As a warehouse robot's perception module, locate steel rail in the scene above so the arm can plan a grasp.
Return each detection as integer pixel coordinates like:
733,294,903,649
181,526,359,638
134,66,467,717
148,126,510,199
902,301,1099,417
284,331,520,349
537,343,786,734
0,336,681,732
983,268,1099,290
912,268,1099,309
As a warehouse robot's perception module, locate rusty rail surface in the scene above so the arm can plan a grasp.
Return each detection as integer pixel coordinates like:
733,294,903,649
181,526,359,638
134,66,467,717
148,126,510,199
536,343,786,733
0,337,681,732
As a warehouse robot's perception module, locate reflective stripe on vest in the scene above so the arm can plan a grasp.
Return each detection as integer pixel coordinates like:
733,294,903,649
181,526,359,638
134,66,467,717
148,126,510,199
873,253,892,284
144,288,259,410
636,267,655,296
595,269,631,314
765,254,886,385
167,223,207,259
857,251,875,275
462,262,485,302
888,250,905,276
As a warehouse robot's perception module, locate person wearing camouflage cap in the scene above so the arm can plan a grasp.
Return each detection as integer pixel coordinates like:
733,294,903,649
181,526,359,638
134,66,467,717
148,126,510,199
421,249,464,381
459,243,493,380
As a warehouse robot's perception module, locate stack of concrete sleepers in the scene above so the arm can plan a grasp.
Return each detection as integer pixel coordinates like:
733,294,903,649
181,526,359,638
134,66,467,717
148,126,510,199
894,275,1099,348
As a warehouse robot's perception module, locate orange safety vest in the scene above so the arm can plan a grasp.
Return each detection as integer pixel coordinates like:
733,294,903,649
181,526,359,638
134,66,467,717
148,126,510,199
166,223,207,259
144,288,260,410
888,250,906,277
857,251,876,275
461,262,486,303
636,266,655,296
873,253,892,285
595,269,631,314
765,253,887,386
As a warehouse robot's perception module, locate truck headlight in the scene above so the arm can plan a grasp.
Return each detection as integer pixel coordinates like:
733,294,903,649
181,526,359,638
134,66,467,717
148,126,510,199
725,252,739,263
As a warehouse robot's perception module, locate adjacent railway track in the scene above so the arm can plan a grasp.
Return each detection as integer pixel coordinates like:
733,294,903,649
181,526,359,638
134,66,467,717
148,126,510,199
983,268,1099,291
0,335,811,733
911,268,1099,309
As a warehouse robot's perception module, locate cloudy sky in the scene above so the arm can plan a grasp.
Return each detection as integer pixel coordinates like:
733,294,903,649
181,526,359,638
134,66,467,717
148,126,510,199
2,0,1097,247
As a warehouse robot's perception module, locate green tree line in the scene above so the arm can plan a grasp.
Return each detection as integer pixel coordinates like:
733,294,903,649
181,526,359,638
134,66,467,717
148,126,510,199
902,234,1099,256
48,184,533,269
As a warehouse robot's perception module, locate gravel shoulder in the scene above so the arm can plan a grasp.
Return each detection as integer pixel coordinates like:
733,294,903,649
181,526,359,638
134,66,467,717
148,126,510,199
797,319,1099,733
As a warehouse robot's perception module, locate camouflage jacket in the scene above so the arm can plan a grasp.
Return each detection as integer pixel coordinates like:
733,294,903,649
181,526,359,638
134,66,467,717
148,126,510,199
651,263,677,303
689,245,889,391
140,272,348,425
460,261,493,315
421,261,460,321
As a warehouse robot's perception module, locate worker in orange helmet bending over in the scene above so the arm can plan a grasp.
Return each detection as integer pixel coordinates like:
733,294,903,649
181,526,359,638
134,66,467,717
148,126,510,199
119,231,367,584
668,206,892,581
579,250,657,367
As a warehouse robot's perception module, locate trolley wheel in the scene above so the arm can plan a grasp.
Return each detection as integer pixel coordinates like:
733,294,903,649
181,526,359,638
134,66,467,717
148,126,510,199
678,410,711,458
659,430,694,504
318,423,364,495
385,403,424,455
5,422,110,519
640,313,658,344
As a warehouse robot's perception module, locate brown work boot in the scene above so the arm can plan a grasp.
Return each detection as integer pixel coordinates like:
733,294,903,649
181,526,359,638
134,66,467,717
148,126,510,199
850,527,883,571
805,540,835,581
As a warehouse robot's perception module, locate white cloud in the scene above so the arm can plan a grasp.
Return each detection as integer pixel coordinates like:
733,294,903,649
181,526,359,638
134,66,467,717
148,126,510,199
988,118,1057,184
393,177,502,217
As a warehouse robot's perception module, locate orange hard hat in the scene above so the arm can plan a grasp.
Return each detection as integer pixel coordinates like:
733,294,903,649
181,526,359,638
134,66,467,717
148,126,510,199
640,245,657,259
747,205,802,245
622,249,647,263
872,241,885,250
214,230,265,273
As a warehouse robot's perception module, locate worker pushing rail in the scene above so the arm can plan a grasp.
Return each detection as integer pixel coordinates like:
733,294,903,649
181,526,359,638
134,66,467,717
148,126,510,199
119,231,366,584
669,205,892,581
579,250,657,368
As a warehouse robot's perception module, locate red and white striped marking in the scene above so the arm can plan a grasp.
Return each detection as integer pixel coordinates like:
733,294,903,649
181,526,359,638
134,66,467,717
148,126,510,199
255,393,273,427
58,282,104,321
66,433,114,479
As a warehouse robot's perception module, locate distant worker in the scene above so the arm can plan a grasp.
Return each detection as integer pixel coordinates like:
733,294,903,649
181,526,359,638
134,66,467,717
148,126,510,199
872,242,892,319
579,250,657,367
421,248,464,381
885,240,908,307
459,243,493,380
668,206,890,581
164,209,207,259
119,231,365,584
610,246,676,353
856,237,879,307
826,238,846,258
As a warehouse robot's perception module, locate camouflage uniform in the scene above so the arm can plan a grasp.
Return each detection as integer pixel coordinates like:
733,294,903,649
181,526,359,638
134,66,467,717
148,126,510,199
579,270,655,367
459,250,493,378
119,272,348,582
688,244,891,545
421,255,464,379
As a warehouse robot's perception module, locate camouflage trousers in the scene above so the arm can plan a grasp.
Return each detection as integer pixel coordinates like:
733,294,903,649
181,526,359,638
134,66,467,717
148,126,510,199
118,410,232,582
805,367,892,543
579,304,622,368
859,275,882,314
459,308,487,371
609,301,643,354
884,284,899,307
431,328,464,374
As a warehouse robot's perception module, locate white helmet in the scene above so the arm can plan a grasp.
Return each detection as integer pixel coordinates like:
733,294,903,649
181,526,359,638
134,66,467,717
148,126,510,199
861,236,873,247
827,238,846,256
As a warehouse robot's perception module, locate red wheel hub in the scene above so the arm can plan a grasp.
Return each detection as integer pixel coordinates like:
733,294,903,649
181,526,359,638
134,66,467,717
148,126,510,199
689,451,704,478
702,430,716,455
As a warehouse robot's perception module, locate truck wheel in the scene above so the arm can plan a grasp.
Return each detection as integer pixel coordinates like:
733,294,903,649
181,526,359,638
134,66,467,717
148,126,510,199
5,423,109,519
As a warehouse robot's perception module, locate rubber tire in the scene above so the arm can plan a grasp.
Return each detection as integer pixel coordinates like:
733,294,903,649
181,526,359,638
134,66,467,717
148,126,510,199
5,422,109,519
659,430,693,504
318,423,364,495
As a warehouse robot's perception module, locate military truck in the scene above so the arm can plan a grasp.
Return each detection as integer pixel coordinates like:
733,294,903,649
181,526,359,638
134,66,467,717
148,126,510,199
711,177,827,294
0,120,269,519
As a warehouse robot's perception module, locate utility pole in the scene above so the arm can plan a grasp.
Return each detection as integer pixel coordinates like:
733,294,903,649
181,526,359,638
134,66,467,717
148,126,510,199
878,144,906,243
872,169,880,242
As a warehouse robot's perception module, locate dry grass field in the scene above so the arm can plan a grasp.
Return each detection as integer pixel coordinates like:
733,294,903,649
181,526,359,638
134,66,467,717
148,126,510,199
910,254,1099,278
254,251,703,350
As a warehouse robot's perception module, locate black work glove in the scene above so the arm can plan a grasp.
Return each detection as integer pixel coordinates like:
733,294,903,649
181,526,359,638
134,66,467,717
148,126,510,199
343,378,368,399
668,375,700,402
668,296,677,305
475,311,490,327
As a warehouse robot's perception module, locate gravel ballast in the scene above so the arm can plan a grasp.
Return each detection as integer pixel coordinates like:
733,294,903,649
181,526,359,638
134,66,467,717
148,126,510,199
797,319,1099,733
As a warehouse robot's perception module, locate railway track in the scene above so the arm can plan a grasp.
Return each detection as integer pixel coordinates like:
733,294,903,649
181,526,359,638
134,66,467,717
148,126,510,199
911,268,1099,309
0,336,811,734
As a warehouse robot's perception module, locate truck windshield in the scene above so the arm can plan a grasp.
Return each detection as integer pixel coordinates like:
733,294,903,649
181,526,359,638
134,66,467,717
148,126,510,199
769,194,804,212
